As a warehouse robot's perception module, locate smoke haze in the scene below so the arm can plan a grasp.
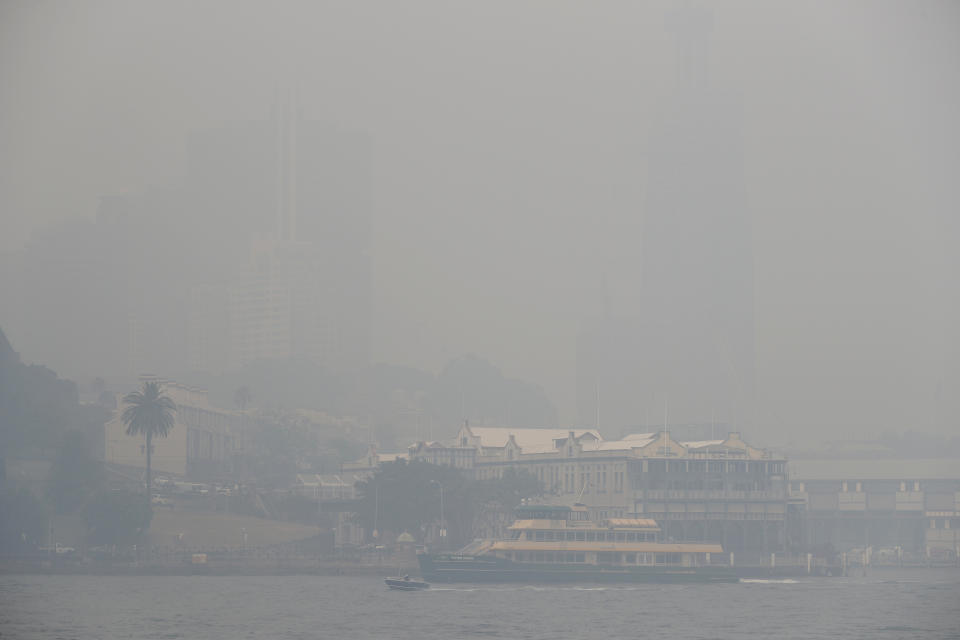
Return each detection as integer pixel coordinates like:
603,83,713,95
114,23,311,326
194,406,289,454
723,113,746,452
1,0,957,446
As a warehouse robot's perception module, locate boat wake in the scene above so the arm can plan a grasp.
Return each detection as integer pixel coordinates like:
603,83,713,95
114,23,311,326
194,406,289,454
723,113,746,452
739,578,799,584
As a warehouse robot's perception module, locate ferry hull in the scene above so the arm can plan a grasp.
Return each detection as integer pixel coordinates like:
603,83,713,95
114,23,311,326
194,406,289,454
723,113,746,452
418,554,738,584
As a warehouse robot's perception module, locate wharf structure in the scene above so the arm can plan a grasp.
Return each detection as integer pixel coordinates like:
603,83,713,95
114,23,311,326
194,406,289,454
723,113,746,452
344,425,788,556
788,478,960,562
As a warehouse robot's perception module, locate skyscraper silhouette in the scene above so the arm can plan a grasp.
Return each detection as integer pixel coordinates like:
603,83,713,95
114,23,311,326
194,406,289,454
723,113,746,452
579,5,755,432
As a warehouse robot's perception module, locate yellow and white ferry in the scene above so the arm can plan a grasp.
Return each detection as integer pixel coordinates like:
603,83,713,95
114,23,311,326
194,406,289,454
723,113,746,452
418,504,737,583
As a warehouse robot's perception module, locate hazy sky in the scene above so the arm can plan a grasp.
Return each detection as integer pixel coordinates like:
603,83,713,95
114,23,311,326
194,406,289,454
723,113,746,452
2,0,957,445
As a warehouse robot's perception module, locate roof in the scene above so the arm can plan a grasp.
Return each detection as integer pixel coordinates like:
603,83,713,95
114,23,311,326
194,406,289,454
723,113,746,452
583,438,654,451
467,427,601,453
490,541,724,553
623,432,657,441
296,474,351,487
681,440,726,450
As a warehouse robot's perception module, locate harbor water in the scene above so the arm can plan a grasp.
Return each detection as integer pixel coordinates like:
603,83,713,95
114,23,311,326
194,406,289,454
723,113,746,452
1,568,958,639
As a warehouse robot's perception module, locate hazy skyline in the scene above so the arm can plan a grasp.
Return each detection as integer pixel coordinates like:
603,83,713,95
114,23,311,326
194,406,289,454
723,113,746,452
2,0,957,446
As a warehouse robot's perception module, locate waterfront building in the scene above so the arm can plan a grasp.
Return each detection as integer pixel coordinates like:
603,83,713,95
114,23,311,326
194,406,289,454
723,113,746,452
104,376,242,479
349,425,788,553
788,477,960,560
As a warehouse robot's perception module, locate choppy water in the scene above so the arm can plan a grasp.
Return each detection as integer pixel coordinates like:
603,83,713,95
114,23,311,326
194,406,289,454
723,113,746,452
1,569,958,639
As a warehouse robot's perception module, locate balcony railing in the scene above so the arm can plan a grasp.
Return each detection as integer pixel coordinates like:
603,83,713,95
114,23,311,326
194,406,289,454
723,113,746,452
642,489,785,501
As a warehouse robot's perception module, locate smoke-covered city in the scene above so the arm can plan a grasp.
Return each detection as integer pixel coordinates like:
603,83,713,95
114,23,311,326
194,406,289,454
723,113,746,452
1,1,958,638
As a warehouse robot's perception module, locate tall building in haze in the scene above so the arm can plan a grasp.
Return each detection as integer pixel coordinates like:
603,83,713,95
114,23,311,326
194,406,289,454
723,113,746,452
578,6,755,432
191,100,373,373
3,104,372,382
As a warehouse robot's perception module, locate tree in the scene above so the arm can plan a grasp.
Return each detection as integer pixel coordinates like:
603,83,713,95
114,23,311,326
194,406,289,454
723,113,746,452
0,326,80,455
355,460,471,545
121,381,176,509
46,430,104,514
0,486,47,554
470,468,542,538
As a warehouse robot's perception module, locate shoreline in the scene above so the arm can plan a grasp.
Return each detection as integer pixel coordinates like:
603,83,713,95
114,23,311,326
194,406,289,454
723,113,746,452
1,562,955,578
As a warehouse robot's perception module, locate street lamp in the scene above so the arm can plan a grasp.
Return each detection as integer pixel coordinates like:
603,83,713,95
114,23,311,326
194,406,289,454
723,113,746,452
429,480,445,546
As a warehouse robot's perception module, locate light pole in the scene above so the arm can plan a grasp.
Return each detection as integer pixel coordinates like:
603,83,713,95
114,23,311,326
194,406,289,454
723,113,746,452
430,480,445,547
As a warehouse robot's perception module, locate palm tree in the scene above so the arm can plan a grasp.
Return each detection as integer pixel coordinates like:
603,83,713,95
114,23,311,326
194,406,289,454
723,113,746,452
122,381,176,508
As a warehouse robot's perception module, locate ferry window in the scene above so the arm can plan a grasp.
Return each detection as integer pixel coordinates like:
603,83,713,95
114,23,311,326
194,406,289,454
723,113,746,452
655,553,666,565
598,552,614,563
626,533,636,542
544,531,554,541
575,532,585,541
575,553,585,562
534,551,544,562
616,532,626,542
544,552,554,562
624,553,636,564
535,531,545,541
563,532,573,541
586,532,596,542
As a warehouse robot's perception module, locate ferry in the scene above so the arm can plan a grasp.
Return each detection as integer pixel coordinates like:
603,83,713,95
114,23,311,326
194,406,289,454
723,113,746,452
418,504,737,584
